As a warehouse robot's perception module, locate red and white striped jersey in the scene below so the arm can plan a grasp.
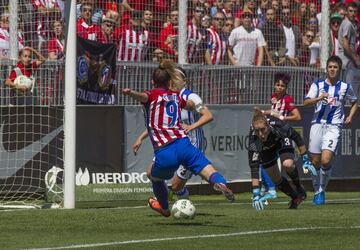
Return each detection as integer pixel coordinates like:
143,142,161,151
187,23,205,64
0,28,24,58
117,27,151,62
270,93,297,117
142,88,187,149
206,26,227,65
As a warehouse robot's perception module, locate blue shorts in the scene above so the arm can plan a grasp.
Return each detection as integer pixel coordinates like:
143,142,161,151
151,138,211,180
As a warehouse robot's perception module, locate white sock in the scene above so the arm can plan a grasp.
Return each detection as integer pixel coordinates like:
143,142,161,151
319,166,332,193
174,187,189,199
312,168,321,195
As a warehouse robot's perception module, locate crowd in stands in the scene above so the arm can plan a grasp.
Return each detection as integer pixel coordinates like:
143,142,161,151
0,0,359,68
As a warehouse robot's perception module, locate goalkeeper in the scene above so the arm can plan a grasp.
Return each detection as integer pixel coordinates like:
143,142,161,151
248,108,316,210
5,47,45,105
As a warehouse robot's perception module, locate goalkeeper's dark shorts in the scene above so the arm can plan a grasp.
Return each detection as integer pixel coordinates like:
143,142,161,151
260,143,295,169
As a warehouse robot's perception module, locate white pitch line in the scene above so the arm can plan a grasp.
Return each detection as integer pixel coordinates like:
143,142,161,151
2,197,360,213
27,225,360,250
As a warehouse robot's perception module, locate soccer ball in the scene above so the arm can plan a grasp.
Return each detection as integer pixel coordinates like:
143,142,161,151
14,75,33,90
171,199,196,219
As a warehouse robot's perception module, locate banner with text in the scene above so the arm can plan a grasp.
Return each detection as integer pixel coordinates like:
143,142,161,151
76,37,116,104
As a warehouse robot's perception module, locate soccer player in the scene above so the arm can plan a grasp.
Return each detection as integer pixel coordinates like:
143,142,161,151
304,55,358,205
259,73,302,203
248,109,314,210
133,66,211,200
122,60,234,217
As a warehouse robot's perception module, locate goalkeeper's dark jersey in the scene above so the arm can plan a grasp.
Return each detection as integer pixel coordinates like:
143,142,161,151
248,116,305,179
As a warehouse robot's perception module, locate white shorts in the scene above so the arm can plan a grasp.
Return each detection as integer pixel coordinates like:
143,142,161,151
176,165,193,180
308,123,341,154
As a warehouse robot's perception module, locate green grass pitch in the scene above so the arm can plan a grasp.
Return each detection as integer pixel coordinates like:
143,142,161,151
1,192,360,250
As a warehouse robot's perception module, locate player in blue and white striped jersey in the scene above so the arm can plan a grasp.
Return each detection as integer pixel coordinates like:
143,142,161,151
304,55,358,205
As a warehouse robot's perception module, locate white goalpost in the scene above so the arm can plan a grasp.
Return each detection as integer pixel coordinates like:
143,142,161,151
63,0,76,209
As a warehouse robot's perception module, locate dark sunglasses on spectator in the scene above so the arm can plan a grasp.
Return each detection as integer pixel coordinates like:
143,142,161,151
282,12,290,15
331,20,340,25
195,9,205,14
242,14,253,19
104,22,115,28
225,23,233,27
308,20,318,25
214,17,225,21
306,34,314,39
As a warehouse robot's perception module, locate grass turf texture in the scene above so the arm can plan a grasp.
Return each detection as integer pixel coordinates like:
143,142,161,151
1,192,360,250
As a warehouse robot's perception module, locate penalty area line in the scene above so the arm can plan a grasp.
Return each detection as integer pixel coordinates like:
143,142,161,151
27,225,360,250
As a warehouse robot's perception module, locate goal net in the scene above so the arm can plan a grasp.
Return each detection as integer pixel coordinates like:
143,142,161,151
0,0,65,209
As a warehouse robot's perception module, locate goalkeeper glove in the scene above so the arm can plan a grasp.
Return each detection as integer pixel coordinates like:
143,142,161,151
259,188,277,203
252,188,264,211
302,154,317,176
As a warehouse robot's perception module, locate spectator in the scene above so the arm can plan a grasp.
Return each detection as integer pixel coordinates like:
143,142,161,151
336,3,347,20
210,0,225,17
201,15,212,30
0,12,25,60
309,2,318,18
338,2,360,97
48,20,65,60
222,17,234,39
222,0,234,19
77,2,99,41
5,47,46,105
152,48,166,62
57,0,65,20
306,16,320,67
295,30,315,67
96,15,117,44
271,0,280,18
142,9,153,30
280,7,301,66
187,5,206,64
32,0,61,55
205,12,227,65
306,16,320,35
76,0,103,25
158,9,178,59
123,0,171,35
330,12,343,56
293,2,309,32
261,8,286,66
281,0,290,9
228,10,266,66
104,9,121,26
257,0,270,29
118,10,152,62
234,0,258,27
